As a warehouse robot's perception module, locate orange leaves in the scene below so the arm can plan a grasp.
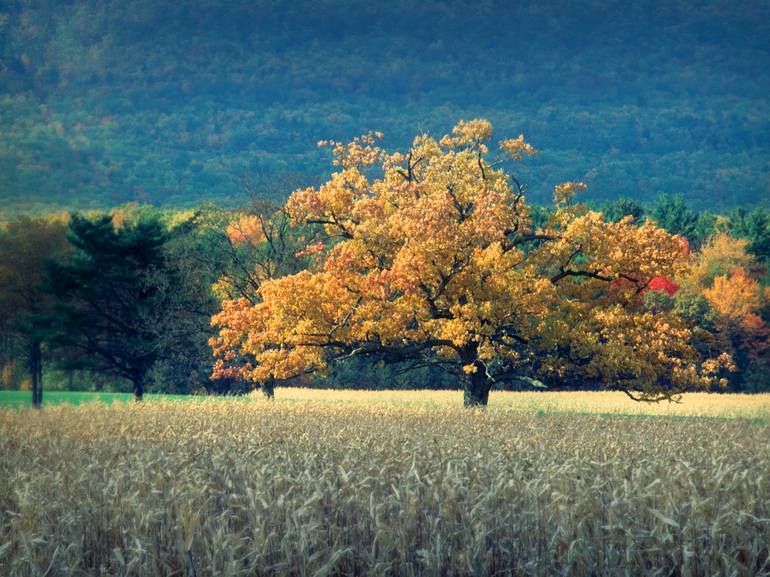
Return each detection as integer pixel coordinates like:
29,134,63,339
681,233,765,329
550,212,687,294
675,234,768,384
684,233,758,289
564,306,733,397
553,181,587,208
285,187,323,225
226,214,266,245
703,268,761,325
294,241,325,259
439,119,493,149
213,270,363,381
318,131,385,169
286,168,369,237
500,134,538,160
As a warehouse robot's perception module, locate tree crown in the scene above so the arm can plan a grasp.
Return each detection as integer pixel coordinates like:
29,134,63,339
212,120,732,403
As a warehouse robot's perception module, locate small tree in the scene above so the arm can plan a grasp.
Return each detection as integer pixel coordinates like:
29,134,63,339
48,212,212,400
206,202,312,398
676,233,769,390
0,216,69,407
212,121,731,407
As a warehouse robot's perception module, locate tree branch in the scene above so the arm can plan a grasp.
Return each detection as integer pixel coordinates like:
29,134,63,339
550,269,613,284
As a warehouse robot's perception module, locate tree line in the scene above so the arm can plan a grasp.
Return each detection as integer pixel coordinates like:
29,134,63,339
1,130,769,407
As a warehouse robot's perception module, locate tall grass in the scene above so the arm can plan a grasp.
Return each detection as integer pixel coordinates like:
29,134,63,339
273,389,770,419
1,396,768,576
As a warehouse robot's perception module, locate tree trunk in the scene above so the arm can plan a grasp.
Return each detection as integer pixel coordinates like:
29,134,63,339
132,372,146,402
36,351,43,407
30,339,42,408
460,345,493,408
262,380,275,400
463,367,493,407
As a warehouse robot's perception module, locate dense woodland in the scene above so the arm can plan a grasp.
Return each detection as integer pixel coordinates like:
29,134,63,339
1,0,769,212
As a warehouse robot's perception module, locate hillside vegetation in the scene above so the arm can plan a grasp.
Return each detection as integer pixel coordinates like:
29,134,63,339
1,0,768,212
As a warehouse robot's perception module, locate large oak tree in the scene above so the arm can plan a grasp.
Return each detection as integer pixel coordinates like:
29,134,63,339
211,120,731,406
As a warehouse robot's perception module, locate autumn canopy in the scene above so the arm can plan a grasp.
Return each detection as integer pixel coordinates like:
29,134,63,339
211,120,731,406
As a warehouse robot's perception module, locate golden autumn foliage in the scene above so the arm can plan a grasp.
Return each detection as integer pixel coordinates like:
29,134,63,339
225,214,266,246
704,268,762,326
674,233,769,388
684,233,759,289
211,120,732,406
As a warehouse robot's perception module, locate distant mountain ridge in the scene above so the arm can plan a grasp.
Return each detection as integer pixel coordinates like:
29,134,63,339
1,0,768,212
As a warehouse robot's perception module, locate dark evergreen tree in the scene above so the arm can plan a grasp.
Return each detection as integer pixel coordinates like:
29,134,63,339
650,194,699,242
693,212,718,247
603,198,645,224
727,208,770,263
48,212,214,400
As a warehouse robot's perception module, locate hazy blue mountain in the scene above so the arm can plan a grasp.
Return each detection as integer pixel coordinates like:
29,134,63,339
1,0,768,212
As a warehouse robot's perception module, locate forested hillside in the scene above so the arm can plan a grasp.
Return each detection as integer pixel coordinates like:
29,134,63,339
1,0,769,212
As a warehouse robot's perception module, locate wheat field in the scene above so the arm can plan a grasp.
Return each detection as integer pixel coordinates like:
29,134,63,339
1,392,768,576
273,389,770,419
